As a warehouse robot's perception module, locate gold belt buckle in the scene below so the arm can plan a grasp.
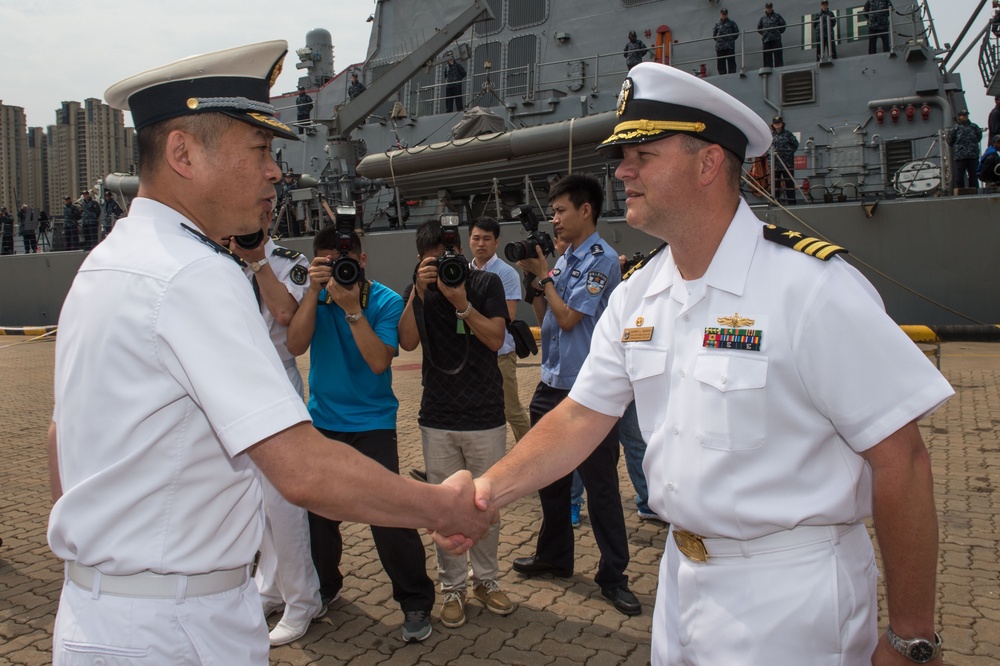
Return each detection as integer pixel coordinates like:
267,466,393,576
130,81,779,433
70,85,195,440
673,529,709,562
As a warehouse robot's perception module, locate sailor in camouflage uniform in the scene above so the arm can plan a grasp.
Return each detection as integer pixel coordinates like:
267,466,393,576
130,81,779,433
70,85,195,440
0,206,13,255
757,3,787,68
62,196,81,252
863,0,894,53
770,115,799,205
712,9,740,75
80,191,102,250
623,30,649,71
947,109,984,190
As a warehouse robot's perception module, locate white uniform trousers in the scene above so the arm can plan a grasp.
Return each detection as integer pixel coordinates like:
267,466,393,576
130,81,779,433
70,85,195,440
652,523,879,665
253,362,323,623
54,576,268,665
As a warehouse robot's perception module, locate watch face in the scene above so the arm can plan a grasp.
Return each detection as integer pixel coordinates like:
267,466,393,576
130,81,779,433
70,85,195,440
908,641,934,662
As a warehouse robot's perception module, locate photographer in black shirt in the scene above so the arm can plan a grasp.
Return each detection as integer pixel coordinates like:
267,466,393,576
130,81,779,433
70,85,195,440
398,217,515,629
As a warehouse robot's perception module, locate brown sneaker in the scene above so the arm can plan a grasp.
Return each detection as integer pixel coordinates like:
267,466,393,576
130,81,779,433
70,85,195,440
440,590,466,628
473,579,514,616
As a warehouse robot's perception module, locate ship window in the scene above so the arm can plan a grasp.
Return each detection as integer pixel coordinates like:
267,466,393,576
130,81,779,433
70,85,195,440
507,35,538,98
885,140,914,176
475,0,504,37
509,0,547,29
473,41,505,105
780,70,815,106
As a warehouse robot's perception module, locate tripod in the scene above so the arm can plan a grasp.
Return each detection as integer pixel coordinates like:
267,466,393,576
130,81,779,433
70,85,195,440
270,198,298,238
37,226,50,252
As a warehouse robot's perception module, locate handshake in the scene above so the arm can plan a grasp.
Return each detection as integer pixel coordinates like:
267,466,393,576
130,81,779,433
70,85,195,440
426,471,501,555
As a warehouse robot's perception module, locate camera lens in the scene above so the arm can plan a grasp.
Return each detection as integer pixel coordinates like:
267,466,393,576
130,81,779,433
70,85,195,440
233,230,264,250
504,239,534,263
437,255,468,287
332,256,361,285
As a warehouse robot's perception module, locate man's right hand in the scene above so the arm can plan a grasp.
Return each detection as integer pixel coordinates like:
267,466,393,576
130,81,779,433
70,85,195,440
413,256,439,299
308,256,333,294
428,470,498,555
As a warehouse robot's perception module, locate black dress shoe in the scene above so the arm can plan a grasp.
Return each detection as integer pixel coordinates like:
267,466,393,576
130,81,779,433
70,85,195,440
602,585,641,616
512,556,572,578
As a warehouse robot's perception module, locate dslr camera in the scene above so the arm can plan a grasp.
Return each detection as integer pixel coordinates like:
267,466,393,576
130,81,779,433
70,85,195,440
232,229,265,250
433,214,469,287
504,204,555,262
329,206,363,286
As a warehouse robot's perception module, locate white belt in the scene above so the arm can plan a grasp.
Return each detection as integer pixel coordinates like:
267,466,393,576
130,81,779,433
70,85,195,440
673,523,861,561
67,561,249,599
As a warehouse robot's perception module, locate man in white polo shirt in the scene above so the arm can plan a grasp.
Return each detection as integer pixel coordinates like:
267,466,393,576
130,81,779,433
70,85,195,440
468,216,530,442
47,41,490,665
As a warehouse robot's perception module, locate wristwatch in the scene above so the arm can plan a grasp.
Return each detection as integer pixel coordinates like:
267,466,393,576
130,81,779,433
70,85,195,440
886,625,941,663
249,257,269,273
538,276,554,288
455,302,474,320
345,311,364,324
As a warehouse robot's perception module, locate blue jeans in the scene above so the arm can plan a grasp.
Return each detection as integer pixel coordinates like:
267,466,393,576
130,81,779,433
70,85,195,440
619,401,651,514
570,470,584,506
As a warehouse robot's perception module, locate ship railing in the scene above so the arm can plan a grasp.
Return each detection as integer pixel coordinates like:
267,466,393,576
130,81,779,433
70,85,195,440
667,9,899,77
977,18,1000,91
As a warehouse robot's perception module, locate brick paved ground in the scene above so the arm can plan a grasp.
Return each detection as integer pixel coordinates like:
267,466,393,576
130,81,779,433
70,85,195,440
0,337,997,665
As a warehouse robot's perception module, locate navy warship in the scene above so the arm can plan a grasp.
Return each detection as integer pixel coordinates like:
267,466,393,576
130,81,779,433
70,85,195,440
3,0,999,328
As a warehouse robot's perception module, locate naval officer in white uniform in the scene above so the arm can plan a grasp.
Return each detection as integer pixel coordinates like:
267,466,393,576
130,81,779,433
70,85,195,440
474,63,951,665
228,219,327,646
47,40,491,665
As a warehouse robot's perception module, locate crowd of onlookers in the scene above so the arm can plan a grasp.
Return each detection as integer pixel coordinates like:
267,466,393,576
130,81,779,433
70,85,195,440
0,191,125,255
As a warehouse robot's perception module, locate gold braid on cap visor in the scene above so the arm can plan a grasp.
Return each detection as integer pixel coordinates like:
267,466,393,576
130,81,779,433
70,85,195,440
601,119,707,144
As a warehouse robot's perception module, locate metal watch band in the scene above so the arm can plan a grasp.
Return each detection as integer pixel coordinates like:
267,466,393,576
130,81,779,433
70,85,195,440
345,311,364,324
250,257,269,273
455,302,473,320
886,625,942,663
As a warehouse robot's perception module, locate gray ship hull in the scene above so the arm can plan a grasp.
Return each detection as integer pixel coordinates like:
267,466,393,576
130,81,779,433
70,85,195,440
2,192,994,327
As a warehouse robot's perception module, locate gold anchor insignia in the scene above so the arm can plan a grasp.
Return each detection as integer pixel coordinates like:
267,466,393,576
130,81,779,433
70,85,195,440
782,230,803,239
717,313,755,327
616,79,632,118
635,316,644,327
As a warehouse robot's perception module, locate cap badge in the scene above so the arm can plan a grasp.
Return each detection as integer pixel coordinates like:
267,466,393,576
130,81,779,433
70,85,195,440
636,316,644,327
617,78,633,118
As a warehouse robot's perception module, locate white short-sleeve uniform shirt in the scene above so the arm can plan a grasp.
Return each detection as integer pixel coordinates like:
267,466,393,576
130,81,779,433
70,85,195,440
48,198,311,575
570,200,953,540
243,239,311,366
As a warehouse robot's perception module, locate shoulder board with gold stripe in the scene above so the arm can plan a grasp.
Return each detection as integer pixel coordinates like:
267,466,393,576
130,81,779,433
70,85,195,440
762,224,847,261
622,242,668,281
271,247,302,259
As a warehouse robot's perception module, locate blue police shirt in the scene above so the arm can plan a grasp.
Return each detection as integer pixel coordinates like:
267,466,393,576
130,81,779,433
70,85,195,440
307,280,403,432
540,231,620,390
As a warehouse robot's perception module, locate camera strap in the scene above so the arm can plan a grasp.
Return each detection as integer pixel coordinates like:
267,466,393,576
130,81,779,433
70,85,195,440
412,292,471,376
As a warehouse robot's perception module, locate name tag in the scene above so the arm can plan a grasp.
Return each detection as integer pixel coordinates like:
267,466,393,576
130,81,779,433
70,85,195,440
622,327,654,342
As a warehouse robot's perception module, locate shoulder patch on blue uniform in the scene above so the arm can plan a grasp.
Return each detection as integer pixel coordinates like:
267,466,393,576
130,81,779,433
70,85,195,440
272,247,302,259
590,244,604,256
290,265,308,285
586,271,608,295
762,224,847,261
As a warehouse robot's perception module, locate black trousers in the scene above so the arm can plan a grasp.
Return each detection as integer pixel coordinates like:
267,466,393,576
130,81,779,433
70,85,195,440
1,234,13,255
716,48,737,75
308,428,435,613
953,158,979,189
445,83,464,113
774,165,796,205
81,223,98,250
762,41,783,68
868,32,890,54
528,382,629,589
63,224,79,251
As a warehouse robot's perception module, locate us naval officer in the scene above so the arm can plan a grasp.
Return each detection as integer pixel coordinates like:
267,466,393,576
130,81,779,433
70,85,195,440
473,62,951,665
47,40,491,664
